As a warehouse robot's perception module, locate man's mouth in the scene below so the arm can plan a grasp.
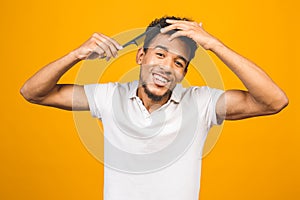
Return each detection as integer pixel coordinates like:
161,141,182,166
152,73,170,87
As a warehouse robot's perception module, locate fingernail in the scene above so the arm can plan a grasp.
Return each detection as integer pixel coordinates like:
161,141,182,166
118,46,124,50
160,28,165,33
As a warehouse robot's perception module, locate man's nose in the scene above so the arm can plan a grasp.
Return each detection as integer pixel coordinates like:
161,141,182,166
159,57,173,73
162,56,173,66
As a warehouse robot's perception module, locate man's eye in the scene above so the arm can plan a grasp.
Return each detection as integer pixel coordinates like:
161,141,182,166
156,52,164,57
175,61,184,68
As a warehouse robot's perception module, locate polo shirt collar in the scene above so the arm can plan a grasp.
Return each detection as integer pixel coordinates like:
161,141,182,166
128,80,183,103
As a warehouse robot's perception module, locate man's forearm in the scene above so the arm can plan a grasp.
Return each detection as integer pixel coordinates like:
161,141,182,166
20,51,80,102
209,40,288,110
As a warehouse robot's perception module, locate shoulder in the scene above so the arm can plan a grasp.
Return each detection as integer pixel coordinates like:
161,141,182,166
181,85,223,98
84,81,136,90
84,81,137,96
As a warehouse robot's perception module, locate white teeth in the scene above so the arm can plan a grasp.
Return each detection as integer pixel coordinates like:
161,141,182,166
153,74,168,83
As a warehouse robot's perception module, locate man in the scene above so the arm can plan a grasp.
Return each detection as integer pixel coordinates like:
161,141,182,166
20,16,288,199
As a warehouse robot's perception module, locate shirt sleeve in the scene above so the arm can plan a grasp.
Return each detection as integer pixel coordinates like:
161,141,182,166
192,86,224,127
206,87,224,126
84,83,115,119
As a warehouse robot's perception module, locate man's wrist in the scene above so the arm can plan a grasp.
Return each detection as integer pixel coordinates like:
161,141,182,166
205,38,223,52
69,50,82,63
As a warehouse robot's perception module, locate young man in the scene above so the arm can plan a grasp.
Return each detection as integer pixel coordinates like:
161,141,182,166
20,16,288,199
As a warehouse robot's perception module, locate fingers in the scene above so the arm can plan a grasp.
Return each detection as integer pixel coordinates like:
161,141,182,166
87,33,123,61
160,19,203,41
161,19,200,32
93,33,122,60
100,34,123,50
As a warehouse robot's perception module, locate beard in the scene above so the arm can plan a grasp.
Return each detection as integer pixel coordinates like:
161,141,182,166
142,84,172,102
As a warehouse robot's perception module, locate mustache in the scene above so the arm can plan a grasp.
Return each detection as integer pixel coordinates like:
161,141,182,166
141,64,172,76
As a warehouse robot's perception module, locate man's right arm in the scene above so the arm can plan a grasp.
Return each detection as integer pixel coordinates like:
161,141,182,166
20,33,123,111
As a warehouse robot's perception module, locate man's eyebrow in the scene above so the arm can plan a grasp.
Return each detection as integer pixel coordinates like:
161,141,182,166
154,45,168,51
154,45,188,64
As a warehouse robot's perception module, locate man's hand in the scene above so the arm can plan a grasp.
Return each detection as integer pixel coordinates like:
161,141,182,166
160,19,219,50
72,32,123,61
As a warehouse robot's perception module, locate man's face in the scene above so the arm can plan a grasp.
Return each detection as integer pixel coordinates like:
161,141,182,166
137,33,191,100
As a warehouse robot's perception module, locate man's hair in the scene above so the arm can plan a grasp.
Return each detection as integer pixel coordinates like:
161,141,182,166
143,16,198,70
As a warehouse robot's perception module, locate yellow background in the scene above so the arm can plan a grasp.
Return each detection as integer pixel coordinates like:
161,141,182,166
1,0,299,199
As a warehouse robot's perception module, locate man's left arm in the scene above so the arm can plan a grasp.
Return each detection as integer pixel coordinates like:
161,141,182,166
210,42,288,120
161,19,288,120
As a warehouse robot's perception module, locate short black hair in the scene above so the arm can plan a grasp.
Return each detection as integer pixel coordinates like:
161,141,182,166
143,16,198,71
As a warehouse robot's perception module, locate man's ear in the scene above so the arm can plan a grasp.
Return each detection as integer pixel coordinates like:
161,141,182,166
136,48,145,65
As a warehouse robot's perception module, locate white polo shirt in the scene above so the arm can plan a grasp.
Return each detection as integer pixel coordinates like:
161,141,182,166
84,80,224,200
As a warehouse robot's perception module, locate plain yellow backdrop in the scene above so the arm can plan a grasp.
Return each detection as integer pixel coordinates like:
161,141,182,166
1,0,299,199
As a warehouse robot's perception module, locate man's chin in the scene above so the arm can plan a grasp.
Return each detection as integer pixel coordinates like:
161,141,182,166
143,84,171,102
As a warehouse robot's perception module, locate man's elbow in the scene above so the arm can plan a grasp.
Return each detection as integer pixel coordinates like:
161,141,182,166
267,93,289,114
20,85,42,104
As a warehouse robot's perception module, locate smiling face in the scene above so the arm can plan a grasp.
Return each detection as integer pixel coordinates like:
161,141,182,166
136,33,191,102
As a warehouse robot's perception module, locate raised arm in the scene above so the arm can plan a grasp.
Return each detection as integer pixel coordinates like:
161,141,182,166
161,19,288,120
20,33,123,111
